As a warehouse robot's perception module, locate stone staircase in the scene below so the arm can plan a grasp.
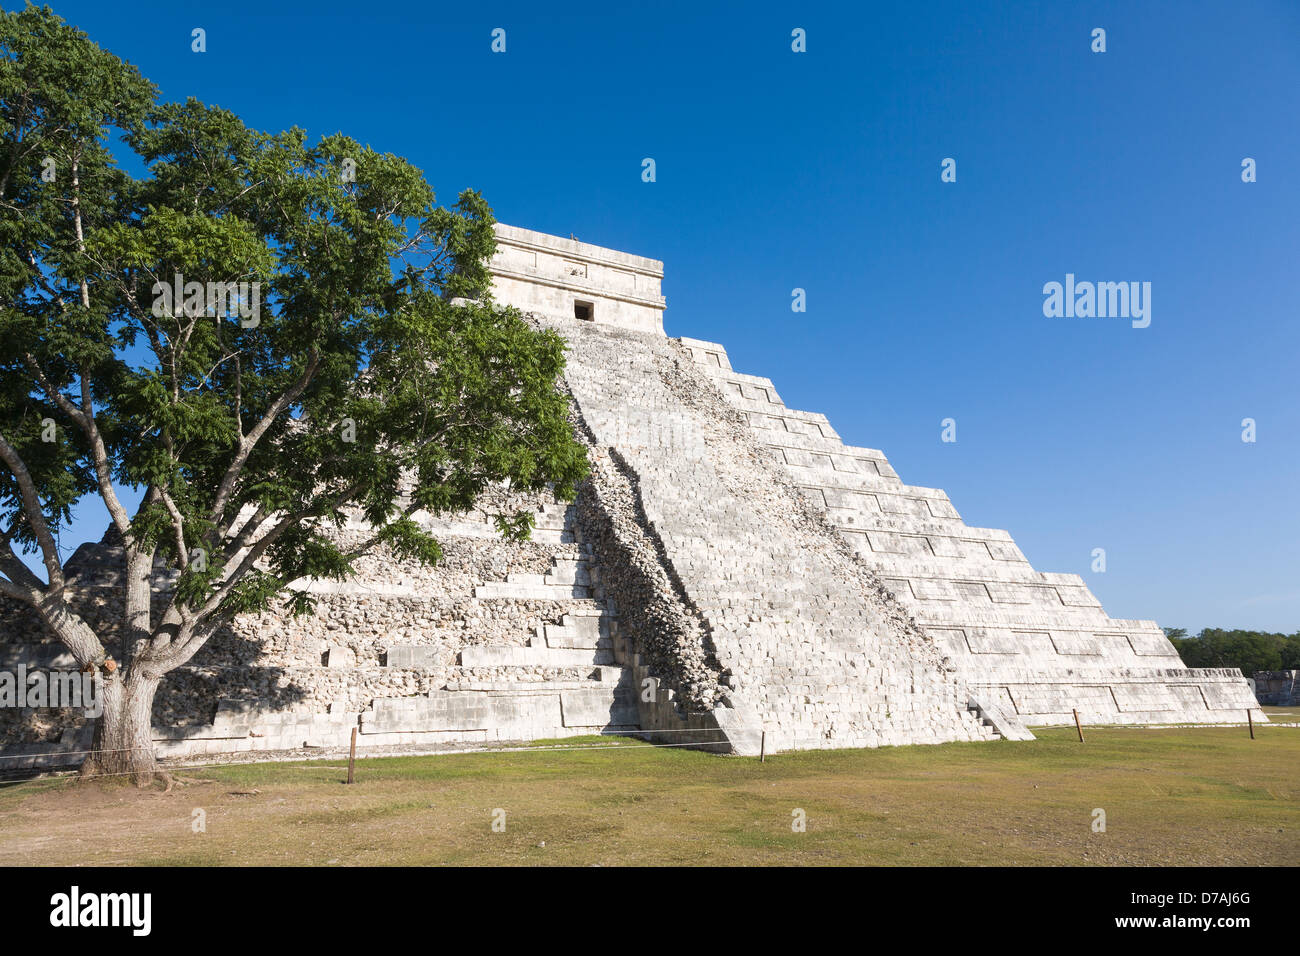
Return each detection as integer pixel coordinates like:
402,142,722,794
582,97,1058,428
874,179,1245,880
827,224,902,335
357,513,637,746
556,318,998,753
144,496,638,761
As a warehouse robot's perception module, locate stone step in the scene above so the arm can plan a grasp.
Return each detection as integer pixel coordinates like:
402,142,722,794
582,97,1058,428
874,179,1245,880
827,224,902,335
460,645,615,667
400,512,577,545
854,555,1090,587
505,565,592,588
505,572,547,585
447,666,626,692
387,645,442,668
473,582,591,600
529,631,613,650
565,605,608,618
909,605,1117,633
545,562,592,586
361,685,637,735
444,677,613,692
888,580,1101,610
544,614,610,648
529,528,574,544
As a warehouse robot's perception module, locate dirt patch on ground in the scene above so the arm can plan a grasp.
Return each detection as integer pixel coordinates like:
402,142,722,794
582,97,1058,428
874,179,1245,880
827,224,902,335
0,727,1295,866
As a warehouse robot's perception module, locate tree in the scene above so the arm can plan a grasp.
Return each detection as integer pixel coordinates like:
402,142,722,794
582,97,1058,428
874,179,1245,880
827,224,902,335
0,4,587,783
1168,627,1300,677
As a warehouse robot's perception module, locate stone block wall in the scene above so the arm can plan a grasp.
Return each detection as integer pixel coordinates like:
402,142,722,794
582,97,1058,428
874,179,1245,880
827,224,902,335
1252,671,1299,706
489,224,666,334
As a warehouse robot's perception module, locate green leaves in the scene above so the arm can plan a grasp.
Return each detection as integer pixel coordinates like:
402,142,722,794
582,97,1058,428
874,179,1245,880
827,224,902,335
1171,628,1300,676
377,516,444,565
1,4,588,656
493,510,536,543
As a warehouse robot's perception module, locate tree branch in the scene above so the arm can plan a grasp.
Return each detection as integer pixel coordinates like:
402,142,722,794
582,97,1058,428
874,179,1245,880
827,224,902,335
0,524,48,594
205,348,321,540
24,353,133,536
0,429,65,590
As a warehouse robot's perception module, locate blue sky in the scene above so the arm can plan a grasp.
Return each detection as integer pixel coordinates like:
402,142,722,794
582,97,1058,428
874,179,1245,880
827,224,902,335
19,0,1300,633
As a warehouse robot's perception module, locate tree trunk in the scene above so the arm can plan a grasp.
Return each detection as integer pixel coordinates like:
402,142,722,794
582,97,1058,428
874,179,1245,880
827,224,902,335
80,669,161,786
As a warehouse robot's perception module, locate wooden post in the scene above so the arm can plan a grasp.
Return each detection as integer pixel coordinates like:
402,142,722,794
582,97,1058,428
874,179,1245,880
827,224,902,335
347,727,358,784
1072,708,1085,743
1247,709,1255,740
760,731,766,763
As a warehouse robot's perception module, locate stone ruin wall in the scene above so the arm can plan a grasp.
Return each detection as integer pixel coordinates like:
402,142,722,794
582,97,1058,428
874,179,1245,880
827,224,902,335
1252,671,1298,706
0,482,646,767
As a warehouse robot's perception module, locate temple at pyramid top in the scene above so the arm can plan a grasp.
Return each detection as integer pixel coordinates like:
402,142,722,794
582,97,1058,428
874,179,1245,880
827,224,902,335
489,223,666,334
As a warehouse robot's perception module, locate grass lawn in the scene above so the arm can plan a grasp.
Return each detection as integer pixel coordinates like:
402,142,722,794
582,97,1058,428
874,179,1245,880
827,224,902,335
1263,706,1298,721
0,725,1295,866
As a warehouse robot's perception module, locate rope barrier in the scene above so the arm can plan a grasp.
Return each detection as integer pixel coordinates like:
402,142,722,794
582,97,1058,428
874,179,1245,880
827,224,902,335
2,717,1292,774
0,722,742,762
0,735,736,787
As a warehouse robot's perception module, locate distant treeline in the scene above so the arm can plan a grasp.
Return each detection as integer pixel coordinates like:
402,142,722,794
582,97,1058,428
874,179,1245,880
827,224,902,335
1164,628,1300,676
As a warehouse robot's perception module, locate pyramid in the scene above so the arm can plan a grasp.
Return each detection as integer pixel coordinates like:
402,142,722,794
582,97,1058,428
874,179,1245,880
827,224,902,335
488,224,1259,751
0,225,1260,766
